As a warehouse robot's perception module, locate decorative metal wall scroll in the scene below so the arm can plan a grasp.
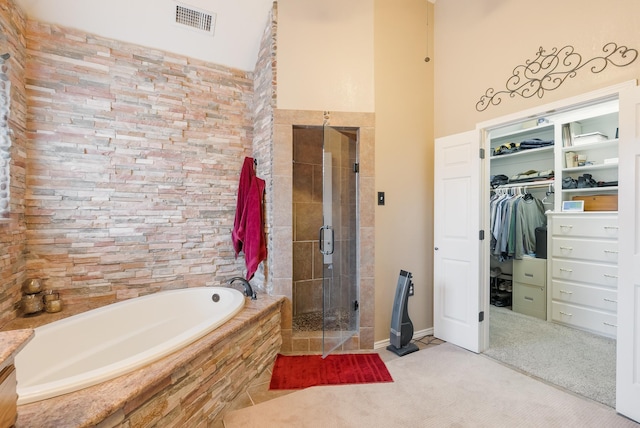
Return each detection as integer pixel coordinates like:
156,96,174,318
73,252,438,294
476,43,638,112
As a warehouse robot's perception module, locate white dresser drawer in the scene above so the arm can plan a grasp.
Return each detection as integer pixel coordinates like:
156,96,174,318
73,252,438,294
552,280,618,312
551,216,618,239
552,237,618,263
513,282,546,320
551,302,617,338
551,259,618,288
513,257,546,287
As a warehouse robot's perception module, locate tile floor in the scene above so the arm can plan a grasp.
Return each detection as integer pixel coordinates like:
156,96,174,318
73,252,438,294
215,335,445,428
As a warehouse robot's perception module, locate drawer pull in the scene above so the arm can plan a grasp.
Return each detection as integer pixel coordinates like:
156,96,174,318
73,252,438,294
524,273,534,277
559,290,573,295
603,226,618,230
560,224,573,229
603,298,618,303
559,268,573,273
524,296,534,301
604,250,619,254
559,311,573,317
603,274,618,279
560,246,573,251
603,322,617,328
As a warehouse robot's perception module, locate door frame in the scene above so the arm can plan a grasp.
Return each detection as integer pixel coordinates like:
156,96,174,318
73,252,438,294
474,80,637,352
616,83,640,422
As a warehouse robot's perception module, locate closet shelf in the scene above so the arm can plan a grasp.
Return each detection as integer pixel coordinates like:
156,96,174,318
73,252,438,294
493,179,555,189
564,163,617,173
561,186,618,193
562,138,618,152
490,145,554,161
491,123,554,140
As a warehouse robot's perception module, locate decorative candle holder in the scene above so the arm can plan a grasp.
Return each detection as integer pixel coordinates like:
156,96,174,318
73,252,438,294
42,290,63,313
22,278,42,295
44,299,63,313
21,294,43,315
22,279,44,315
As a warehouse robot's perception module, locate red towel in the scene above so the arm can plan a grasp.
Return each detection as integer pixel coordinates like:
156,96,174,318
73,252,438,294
232,157,254,255
231,157,267,280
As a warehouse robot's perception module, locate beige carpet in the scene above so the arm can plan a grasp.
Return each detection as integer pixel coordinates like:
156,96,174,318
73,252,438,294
485,306,616,407
224,343,638,428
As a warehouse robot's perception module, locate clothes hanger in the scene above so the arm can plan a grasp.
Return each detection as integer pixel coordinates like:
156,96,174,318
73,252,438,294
542,183,554,205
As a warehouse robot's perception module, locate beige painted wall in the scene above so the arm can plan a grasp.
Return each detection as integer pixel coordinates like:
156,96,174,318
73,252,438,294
277,0,434,343
276,0,375,112
434,0,640,138
373,0,434,342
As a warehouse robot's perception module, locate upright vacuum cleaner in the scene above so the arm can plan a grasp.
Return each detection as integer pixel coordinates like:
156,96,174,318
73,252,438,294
387,270,419,356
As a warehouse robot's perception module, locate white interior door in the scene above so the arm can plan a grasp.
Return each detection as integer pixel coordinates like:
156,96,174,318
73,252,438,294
434,130,482,353
616,84,640,423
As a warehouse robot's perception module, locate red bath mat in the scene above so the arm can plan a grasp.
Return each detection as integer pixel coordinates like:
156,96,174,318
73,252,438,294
269,353,393,390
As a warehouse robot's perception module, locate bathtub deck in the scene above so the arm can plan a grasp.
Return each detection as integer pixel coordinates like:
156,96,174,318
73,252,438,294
12,294,284,428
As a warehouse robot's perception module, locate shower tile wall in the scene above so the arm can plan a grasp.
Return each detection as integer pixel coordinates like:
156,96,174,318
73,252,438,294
292,128,324,316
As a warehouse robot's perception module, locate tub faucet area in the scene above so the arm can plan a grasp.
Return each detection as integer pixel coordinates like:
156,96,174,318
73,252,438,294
227,277,257,300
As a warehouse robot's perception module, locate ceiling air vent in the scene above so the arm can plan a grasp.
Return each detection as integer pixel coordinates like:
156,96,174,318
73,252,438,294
174,2,216,36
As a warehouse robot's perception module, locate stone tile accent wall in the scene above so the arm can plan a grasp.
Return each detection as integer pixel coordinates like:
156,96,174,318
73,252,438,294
251,3,277,294
0,54,11,216
21,21,254,306
0,0,28,327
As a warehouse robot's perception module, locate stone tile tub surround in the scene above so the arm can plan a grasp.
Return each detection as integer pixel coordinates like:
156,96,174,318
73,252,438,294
13,295,284,428
0,329,33,427
16,287,247,405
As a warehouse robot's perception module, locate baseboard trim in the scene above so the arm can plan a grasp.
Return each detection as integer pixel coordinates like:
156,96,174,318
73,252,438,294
374,327,434,350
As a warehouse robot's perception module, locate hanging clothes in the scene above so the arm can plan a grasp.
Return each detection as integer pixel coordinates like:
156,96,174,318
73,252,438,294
514,195,546,259
490,189,546,260
232,157,267,280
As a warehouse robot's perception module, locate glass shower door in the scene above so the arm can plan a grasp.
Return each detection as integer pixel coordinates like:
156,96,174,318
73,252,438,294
320,125,358,357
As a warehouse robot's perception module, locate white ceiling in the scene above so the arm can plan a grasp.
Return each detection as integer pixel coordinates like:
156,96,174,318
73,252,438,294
14,0,274,71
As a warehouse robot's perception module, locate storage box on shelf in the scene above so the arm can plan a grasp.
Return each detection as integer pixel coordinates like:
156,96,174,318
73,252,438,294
548,213,618,338
571,194,618,211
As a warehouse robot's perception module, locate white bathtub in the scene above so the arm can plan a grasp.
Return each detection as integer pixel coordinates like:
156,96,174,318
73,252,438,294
15,286,245,405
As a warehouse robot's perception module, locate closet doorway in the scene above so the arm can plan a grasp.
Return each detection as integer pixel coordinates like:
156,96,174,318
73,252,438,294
482,97,618,408
435,81,640,420
291,125,359,357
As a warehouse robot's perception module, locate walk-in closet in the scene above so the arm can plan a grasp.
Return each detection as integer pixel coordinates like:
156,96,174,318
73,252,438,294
485,94,620,406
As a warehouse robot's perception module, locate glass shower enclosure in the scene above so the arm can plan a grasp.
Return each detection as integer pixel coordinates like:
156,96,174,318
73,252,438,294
320,125,359,357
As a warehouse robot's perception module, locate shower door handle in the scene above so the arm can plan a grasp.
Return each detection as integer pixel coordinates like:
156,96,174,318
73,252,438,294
319,225,334,256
